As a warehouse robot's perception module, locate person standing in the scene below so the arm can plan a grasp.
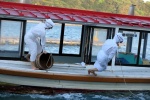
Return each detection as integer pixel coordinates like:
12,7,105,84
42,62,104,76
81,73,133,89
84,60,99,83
24,19,55,69
88,33,124,76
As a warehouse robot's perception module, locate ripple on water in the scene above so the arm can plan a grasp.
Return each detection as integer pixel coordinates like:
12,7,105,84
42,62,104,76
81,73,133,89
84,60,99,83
0,91,150,100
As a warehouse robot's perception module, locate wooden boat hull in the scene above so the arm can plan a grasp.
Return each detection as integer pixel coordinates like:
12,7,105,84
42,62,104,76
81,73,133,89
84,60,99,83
0,60,150,90
0,74,150,90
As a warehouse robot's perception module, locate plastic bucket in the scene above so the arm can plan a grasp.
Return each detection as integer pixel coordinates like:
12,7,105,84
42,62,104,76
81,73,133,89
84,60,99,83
35,53,54,70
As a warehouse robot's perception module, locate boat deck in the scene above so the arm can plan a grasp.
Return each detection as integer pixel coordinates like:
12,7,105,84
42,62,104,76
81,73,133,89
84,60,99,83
0,60,150,90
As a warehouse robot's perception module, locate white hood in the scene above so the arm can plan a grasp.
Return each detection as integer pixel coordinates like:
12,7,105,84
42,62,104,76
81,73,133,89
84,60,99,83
113,33,124,43
45,19,55,28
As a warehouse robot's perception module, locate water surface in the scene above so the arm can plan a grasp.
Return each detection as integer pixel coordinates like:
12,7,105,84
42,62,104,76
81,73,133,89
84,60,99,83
0,91,150,100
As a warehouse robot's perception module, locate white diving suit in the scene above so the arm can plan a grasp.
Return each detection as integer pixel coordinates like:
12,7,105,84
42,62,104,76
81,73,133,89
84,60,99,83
94,33,124,71
24,19,55,62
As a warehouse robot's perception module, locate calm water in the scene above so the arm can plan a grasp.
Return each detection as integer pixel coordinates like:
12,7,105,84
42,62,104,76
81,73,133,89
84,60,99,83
0,91,150,100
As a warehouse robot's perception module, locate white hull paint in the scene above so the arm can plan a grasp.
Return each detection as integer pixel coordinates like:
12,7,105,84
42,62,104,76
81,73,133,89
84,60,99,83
0,60,150,90
0,74,150,90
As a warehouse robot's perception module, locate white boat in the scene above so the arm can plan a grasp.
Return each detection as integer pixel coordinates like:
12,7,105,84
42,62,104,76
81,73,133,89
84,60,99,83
0,1,150,90
0,59,150,90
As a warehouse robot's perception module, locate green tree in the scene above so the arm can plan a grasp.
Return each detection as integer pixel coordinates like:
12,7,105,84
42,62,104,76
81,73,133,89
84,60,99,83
3,0,150,16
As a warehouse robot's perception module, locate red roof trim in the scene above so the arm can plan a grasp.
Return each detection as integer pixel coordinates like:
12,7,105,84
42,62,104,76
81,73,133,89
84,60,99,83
0,1,150,28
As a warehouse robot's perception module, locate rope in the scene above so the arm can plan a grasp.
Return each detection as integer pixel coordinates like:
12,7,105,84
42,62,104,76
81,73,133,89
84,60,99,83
46,53,52,68
44,44,55,72
118,58,136,96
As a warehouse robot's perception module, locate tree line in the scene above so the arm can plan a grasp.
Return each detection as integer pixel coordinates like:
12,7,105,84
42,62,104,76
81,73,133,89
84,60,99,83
4,0,150,16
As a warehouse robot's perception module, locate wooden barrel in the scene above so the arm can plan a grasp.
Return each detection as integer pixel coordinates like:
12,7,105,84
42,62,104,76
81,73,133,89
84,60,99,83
35,53,54,70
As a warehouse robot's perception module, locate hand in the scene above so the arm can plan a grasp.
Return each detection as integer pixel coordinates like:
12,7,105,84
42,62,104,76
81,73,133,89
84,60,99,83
43,51,47,54
41,19,46,22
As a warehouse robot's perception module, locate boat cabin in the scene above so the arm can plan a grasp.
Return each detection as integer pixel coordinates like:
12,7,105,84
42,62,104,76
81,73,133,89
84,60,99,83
0,1,150,67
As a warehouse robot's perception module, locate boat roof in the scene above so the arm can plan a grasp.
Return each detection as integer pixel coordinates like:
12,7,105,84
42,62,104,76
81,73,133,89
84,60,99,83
0,1,150,28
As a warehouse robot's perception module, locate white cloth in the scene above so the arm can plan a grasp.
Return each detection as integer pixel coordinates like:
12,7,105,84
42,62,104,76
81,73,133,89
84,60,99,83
45,19,55,28
81,62,85,67
24,22,46,61
94,50,108,71
94,33,124,71
94,39,118,71
113,33,124,43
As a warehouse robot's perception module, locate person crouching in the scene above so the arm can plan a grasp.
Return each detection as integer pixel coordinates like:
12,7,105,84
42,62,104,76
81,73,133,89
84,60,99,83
88,33,124,76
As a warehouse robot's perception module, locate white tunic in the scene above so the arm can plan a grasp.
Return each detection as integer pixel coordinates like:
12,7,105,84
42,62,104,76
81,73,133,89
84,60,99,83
94,39,118,71
24,22,46,61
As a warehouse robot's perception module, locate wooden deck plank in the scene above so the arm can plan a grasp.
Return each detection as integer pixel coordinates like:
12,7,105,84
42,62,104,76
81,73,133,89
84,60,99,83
0,60,150,84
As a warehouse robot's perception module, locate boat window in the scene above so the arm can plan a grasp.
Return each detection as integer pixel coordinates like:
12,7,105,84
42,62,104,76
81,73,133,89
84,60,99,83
91,28,107,62
62,24,82,55
0,20,23,58
116,30,140,65
45,23,61,54
139,32,150,65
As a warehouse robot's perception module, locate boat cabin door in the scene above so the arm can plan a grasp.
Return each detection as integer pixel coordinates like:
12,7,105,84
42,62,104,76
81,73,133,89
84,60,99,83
83,26,94,64
83,26,112,64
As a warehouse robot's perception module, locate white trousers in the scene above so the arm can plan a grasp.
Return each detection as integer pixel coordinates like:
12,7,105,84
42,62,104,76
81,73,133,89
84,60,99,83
25,38,42,62
94,50,108,71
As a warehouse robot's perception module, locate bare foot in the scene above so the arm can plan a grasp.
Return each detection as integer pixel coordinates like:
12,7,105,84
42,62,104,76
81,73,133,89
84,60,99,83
32,66,39,70
88,69,97,76
88,69,91,75
31,61,39,70
25,54,30,62
91,71,97,76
